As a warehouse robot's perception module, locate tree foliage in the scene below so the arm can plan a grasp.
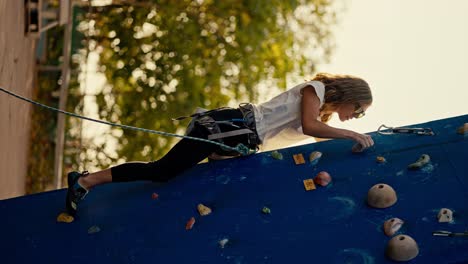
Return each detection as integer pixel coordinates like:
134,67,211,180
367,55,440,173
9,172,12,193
77,0,338,166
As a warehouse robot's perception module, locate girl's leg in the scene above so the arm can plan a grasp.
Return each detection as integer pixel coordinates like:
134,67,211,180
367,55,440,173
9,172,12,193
77,125,217,189
110,132,218,183
78,168,112,189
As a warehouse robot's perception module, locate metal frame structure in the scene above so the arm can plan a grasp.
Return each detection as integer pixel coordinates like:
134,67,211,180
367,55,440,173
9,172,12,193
25,0,70,38
25,0,73,189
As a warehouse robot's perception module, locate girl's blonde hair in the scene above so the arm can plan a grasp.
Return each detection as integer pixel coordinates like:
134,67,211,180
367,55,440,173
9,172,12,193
312,73,373,122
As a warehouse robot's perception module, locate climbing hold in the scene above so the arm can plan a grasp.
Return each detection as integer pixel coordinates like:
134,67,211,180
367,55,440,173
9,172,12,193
197,204,212,216
437,208,453,223
309,151,322,165
376,156,386,163
367,183,397,208
271,150,283,160
314,171,331,187
151,193,159,200
383,218,404,237
87,225,101,234
186,217,196,230
303,179,317,191
261,206,271,214
219,238,229,248
408,154,430,170
56,212,74,223
457,123,468,134
386,235,419,262
293,154,306,165
352,143,364,153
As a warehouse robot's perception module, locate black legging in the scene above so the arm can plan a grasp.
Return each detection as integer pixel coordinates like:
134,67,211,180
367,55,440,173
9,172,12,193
111,108,252,182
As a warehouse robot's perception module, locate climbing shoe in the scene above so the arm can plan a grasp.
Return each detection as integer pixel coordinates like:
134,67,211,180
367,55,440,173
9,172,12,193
65,171,89,216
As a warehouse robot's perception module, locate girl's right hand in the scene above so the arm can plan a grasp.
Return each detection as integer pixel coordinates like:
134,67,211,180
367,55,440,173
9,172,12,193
352,132,374,149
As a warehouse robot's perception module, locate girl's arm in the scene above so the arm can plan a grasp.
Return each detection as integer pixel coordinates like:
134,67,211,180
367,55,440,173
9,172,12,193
300,85,373,148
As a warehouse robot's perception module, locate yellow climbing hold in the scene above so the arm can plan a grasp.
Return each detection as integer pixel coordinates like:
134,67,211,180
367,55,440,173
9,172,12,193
197,203,212,216
303,179,316,191
293,154,306,165
376,156,386,163
57,212,74,223
457,123,468,135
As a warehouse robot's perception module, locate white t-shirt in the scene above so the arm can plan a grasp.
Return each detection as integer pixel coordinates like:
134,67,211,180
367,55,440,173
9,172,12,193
252,81,325,151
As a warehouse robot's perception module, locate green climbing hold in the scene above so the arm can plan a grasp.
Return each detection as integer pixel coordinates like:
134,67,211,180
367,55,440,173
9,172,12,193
88,225,101,234
271,151,283,160
262,206,271,214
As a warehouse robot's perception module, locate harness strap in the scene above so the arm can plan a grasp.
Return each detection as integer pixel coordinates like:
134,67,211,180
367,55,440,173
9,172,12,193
208,128,254,140
175,103,260,156
172,107,231,121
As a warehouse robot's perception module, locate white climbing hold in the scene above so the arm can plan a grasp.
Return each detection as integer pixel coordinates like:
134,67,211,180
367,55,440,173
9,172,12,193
437,208,453,223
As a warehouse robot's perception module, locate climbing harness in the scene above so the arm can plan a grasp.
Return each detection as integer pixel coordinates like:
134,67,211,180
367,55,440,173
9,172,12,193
0,86,256,156
377,124,434,136
173,103,260,156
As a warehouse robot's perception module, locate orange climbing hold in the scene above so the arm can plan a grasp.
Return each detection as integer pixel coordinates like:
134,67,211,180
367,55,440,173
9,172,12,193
314,171,332,187
186,217,196,230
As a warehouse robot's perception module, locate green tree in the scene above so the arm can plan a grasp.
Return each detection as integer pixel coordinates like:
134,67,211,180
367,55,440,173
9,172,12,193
75,0,338,167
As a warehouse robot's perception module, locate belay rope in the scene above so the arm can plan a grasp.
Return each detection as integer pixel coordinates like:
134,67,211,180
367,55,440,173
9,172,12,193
0,87,256,156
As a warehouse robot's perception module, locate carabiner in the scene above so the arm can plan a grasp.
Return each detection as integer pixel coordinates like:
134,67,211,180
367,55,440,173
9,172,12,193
432,230,468,237
378,124,434,136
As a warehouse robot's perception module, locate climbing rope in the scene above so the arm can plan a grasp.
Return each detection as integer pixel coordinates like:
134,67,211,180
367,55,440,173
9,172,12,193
0,87,255,156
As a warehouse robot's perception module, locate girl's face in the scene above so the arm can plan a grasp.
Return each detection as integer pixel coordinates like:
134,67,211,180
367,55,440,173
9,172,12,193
336,102,370,122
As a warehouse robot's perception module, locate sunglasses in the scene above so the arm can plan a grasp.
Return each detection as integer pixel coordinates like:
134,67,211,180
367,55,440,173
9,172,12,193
353,103,366,119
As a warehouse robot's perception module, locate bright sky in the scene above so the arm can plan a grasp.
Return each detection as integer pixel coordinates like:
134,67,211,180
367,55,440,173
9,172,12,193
321,0,468,134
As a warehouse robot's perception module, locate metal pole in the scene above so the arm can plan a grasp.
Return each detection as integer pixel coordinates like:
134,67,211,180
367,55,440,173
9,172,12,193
53,0,73,189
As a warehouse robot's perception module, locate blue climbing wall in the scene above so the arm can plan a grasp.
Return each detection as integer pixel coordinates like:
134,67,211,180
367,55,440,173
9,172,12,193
1,115,468,264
